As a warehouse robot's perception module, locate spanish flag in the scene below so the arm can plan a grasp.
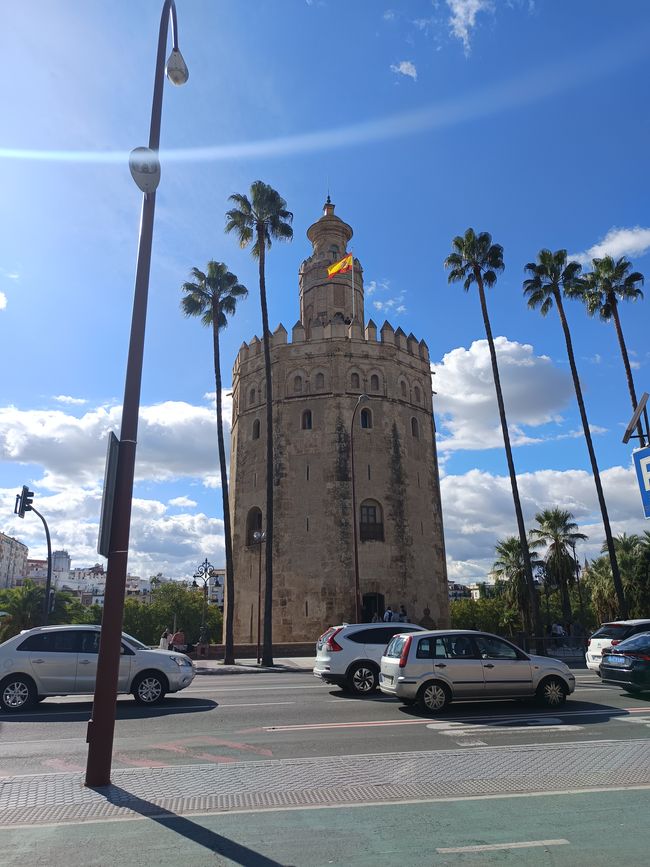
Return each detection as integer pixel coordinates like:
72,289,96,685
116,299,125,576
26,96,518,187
327,253,353,278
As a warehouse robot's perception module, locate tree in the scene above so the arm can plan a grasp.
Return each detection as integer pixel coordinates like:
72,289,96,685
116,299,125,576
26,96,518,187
491,536,542,634
181,261,248,665
582,256,646,446
445,228,543,646
529,508,587,624
523,249,627,617
225,182,293,666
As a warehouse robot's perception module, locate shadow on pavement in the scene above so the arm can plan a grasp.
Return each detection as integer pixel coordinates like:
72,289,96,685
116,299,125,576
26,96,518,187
91,786,288,867
2,697,217,723
395,696,641,722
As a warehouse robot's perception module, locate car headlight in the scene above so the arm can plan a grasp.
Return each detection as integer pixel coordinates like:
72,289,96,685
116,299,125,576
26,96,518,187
170,655,191,667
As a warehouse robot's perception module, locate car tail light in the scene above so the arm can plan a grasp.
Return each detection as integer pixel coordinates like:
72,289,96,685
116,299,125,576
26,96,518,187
398,635,412,668
587,639,592,648
610,639,620,646
325,628,343,652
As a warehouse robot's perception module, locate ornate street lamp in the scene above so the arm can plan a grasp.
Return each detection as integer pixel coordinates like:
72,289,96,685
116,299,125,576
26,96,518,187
85,0,188,788
193,558,214,645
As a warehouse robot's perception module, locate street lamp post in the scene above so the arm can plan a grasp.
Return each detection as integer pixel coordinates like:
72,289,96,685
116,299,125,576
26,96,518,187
571,541,586,630
350,394,369,623
253,530,266,664
193,558,214,646
85,0,188,788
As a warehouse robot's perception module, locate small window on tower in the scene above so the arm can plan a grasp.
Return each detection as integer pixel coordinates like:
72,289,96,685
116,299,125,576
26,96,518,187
360,408,372,429
252,419,260,440
249,387,256,406
293,375,303,394
302,409,312,430
370,374,380,392
315,372,325,390
411,417,420,438
400,380,407,398
351,372,360,390
414,385,421,404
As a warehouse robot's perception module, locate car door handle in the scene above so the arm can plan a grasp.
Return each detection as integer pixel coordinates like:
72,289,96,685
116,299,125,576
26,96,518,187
78,659,92,665
483,663,495,668
32,658,44,664
434,663,446,668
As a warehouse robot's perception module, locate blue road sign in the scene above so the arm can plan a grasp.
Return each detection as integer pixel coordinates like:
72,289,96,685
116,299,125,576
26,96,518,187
633,446,650,519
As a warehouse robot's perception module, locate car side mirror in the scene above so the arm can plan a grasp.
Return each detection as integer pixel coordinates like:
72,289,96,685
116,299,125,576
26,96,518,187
481,651,489,659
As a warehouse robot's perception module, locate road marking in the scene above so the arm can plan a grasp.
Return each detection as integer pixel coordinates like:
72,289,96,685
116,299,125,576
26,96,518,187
219,701,296,708
437,839,570,854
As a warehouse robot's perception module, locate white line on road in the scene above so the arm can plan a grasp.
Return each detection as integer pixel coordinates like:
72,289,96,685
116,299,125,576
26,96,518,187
437,839,570,854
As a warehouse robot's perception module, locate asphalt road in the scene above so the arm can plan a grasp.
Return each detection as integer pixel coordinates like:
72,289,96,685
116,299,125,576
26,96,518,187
1,668,649,776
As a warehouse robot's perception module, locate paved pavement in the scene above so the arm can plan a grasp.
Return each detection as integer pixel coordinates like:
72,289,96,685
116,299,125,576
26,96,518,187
193,656,315,675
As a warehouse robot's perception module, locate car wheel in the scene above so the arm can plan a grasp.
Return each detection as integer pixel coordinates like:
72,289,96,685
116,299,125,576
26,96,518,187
536,676,567,708
348,663,379,695
132,672,167,705
417,680,450,714
0,675,37,712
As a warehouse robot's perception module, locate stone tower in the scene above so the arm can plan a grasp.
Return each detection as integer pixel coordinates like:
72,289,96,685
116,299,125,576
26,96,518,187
229,200,449,642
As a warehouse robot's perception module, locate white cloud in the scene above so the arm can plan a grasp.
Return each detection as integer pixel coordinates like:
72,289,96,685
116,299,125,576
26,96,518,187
442,464,644,580
432,337,574,451
369,279,407,316
390,60,417,81
447,0,493,53
0,291,6,310
383,9,396,21
570,226,650,266
53,395,87,405
168,496,198,509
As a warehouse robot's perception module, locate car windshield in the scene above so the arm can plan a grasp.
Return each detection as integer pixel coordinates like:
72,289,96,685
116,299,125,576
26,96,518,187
616,632,650,652
591,624,635,640
121,631,148,650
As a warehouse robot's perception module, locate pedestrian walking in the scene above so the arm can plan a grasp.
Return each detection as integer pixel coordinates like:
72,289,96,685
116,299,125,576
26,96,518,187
159,628,170,650
383,606,394,622
398,605,408,622
170,628,186,652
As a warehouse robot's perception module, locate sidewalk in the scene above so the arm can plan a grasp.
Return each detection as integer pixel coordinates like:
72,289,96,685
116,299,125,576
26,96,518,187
192,656,315,675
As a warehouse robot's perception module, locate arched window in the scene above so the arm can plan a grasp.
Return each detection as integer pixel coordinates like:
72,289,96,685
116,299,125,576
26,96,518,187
360,499,384,542
411,417,419,438
246,507,263,546
400,380,407,398
249,387,256,406
315,372,325,390
252,418,260,440
351,372,360,390
370,374,380,392
360,408,372,429
293,375,303,394
301,409,312,430
414,385,421,404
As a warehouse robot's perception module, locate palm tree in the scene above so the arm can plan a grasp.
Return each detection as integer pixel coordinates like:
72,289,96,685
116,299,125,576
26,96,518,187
225,182,293,666
181,261,248,665
445,228,543,646
529,508,587,624
491,536,542,635
581,256,646,446
523,249,627,617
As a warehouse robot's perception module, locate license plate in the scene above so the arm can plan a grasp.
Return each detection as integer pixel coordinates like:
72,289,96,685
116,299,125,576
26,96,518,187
604,655,630,667
382,674,393,684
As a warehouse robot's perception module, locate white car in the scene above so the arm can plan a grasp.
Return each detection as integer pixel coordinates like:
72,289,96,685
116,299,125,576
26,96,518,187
380,629,575,712
314,621,425,694
585,619,650,672
0,624,196,712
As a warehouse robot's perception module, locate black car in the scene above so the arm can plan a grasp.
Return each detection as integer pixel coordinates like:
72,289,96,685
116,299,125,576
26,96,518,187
600,631,650,694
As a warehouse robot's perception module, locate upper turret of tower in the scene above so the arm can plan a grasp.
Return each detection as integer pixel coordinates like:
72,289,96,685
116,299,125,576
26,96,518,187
299,199,364,335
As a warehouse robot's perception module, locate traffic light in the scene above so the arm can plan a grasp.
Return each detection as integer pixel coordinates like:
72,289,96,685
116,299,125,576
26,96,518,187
15,485,34,519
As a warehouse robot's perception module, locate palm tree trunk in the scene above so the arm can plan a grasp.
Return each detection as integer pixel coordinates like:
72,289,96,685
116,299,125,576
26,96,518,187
475,270,544,648
610,296,646,447
258,229,274,667
553,289,628,617
212,300,235,665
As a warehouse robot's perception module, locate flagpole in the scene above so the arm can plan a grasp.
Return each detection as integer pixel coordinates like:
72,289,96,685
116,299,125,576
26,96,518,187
351,250,355,322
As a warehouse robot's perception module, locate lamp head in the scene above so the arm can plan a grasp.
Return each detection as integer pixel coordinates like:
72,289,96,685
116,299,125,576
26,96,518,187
165,49,189,85
357,393,369,405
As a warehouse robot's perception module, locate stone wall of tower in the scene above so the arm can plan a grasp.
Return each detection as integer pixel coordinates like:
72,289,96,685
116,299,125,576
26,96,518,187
229,328,449,643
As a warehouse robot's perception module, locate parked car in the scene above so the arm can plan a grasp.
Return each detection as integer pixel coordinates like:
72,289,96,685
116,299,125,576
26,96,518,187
600,631,650,694
0,624,196,712
379,629,575,713
314,622,426,694
585,619,650,672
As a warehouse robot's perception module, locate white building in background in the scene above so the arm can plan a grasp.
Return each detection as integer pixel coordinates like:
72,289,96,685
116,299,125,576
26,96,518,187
0,532,28,589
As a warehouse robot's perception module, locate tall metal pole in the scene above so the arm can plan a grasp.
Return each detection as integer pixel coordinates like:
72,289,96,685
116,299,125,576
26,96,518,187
85,0,187,788
254,530,265,664
350,395,368,623
30,507,52,626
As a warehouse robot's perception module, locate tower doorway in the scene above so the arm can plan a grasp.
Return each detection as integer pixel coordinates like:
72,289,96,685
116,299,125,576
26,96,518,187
362,592,385,623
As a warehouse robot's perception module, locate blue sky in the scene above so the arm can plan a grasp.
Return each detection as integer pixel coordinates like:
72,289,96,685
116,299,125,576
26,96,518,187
1,0,649,582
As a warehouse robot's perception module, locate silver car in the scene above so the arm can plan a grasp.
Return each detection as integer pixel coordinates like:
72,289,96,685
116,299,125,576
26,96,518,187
380,629,575,712
0,624,196,712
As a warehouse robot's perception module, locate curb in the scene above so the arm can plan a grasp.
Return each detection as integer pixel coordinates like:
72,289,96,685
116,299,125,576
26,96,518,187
194,664,312,676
